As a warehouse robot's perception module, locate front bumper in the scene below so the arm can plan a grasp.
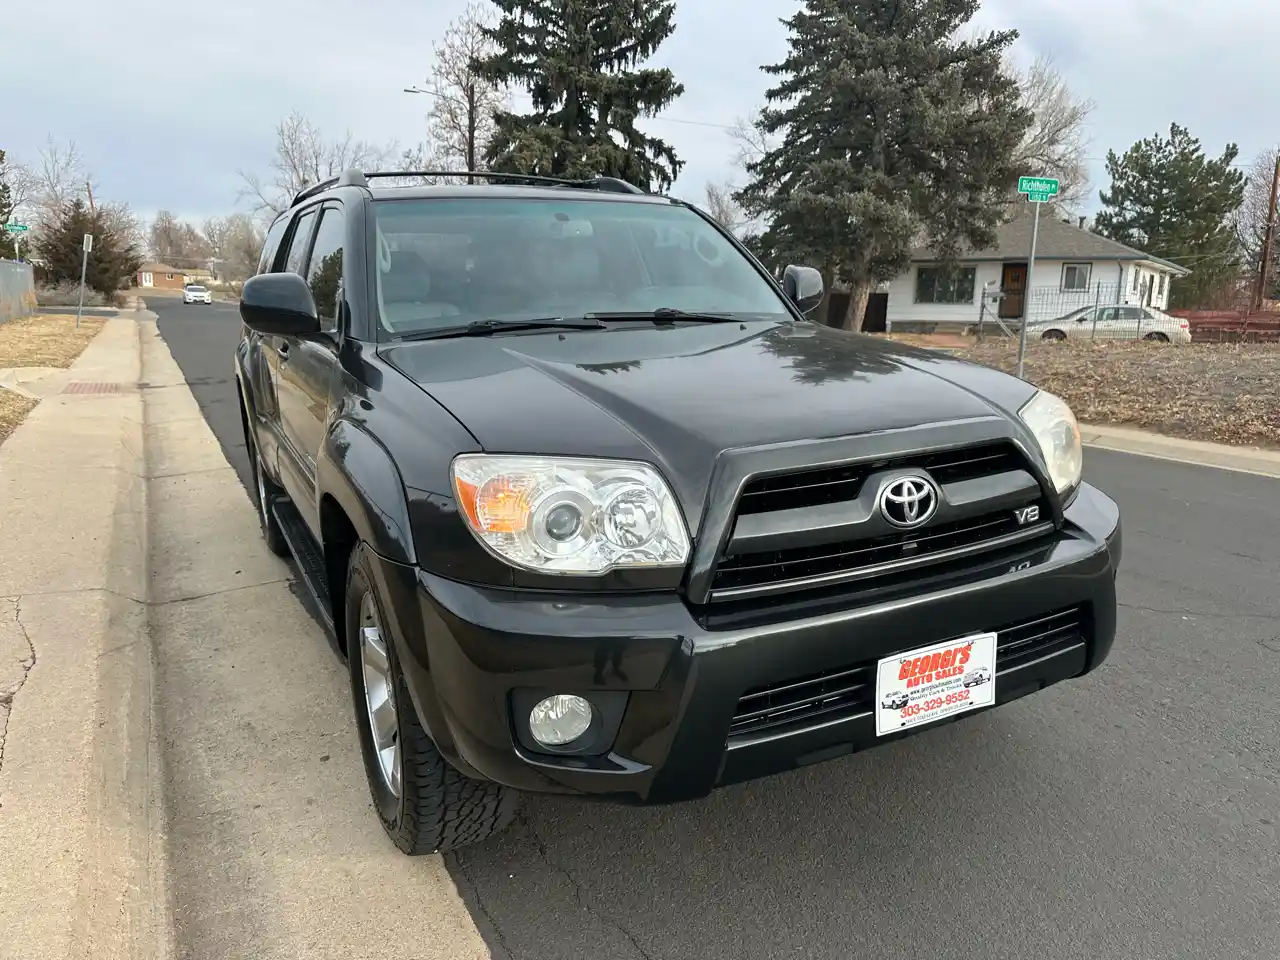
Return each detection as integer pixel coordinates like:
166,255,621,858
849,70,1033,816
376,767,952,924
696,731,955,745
375,482,1121,805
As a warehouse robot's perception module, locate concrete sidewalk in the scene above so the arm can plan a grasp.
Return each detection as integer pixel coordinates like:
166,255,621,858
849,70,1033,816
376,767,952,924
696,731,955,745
0,313,163,959
0,312,489,960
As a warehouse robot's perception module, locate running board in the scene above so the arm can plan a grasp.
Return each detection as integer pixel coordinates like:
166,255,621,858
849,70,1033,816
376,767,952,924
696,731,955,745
270,497,338,643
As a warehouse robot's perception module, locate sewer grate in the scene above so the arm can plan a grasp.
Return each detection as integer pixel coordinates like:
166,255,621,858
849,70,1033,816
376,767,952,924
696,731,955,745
62,381,133,395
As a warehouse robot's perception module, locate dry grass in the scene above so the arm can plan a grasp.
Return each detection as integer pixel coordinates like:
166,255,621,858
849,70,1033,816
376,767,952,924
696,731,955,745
883,335,1280,449
0,388,39,445
0,313,108,368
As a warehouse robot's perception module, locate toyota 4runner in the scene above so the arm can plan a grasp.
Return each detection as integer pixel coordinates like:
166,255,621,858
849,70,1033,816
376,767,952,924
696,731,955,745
234,169,1121,854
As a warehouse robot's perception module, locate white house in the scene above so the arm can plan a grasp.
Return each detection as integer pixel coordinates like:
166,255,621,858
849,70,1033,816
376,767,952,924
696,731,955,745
884,208,1191,332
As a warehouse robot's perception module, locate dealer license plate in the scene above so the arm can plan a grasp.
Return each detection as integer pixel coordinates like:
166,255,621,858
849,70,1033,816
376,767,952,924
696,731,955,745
874,632,997,737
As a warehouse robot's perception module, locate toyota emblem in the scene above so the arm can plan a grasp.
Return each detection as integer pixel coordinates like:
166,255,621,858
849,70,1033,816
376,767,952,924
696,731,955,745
879,475,939,528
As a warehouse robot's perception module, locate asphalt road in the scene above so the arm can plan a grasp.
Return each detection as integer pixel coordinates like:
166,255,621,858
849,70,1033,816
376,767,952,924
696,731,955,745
153,298,1280,960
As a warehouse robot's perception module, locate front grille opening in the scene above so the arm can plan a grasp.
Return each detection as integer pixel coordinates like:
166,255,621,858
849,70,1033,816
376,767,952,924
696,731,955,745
733,441,1025,517
713,503,1046,594
726,605,1086,743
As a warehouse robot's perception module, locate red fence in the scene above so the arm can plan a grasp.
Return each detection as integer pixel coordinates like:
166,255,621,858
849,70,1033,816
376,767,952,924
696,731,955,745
1169,310,1280,343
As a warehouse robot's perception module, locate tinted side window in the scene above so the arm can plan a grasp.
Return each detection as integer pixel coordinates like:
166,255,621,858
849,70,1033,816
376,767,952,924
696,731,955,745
306,206,345,330
257,216,290,275
284,210,318,276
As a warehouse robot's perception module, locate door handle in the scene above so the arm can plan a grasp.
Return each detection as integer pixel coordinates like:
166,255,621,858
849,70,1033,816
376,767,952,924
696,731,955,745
276,342,290,360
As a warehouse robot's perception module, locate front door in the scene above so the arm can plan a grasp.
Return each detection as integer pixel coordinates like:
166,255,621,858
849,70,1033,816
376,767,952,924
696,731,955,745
275,202,346,539
999,263,1027,319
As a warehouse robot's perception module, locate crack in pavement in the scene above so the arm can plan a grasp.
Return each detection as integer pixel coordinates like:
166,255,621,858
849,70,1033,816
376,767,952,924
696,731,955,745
0,597,37,791
1119,601,1280,623
519,812,658,960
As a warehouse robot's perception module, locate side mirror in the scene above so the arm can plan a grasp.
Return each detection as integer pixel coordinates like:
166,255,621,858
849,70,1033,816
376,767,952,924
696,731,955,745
239,272,321,336
782,264,824,316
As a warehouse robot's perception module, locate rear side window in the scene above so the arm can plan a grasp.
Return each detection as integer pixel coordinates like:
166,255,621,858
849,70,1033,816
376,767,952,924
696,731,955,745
257,216,290,275
305,206,345,330
284,210,318,276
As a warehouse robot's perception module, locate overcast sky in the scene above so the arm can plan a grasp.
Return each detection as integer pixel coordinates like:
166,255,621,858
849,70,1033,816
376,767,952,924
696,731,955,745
4,0,1273,229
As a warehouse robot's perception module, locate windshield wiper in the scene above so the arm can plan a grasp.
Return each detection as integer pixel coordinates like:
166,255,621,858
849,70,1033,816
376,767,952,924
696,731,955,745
584,308,741,323
394,317,605,341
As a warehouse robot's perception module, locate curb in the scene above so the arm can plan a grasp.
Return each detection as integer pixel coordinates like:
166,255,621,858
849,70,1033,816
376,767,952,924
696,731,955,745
1080,423,1280,479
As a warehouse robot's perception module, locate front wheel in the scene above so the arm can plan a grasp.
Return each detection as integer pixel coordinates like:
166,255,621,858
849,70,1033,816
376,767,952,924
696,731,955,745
1041,329,1067,341
1143,331,1169,342
346,543,519,854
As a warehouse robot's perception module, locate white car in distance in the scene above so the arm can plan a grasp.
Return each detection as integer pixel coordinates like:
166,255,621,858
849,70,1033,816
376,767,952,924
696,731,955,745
1031,305,1191,344
182,284,212,305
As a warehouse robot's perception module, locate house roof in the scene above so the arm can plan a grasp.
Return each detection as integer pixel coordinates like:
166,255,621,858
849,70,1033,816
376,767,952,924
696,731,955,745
911,207,1191,276
138,261,181,272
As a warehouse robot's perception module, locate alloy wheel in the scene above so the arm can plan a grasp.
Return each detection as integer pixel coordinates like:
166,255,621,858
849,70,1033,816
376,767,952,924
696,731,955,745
358,592,401,798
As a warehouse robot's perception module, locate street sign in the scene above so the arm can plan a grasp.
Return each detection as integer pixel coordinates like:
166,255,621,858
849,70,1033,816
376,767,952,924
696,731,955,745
83,233,93,252
3,223,28,233
1018,176,1059,196
1026,191,1053,203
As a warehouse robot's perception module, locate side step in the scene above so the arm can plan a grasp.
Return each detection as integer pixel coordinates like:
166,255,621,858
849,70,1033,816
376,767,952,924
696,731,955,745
271,497,338,642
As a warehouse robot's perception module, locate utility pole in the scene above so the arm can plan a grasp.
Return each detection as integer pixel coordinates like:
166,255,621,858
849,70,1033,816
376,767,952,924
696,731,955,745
1254,154,1280,311
86,180,96,215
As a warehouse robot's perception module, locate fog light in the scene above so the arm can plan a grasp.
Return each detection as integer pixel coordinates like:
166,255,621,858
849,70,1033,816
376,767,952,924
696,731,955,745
528,695,593,746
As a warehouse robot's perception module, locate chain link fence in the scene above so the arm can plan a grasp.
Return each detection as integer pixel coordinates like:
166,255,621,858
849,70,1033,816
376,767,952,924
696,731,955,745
975,281,1183,341
0,260,37,323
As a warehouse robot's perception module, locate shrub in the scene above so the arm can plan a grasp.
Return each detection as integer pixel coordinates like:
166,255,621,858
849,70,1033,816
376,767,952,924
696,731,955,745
35,282,115,307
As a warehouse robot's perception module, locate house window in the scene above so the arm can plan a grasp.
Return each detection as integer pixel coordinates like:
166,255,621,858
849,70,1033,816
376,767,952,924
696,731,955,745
914,266,976,305
1061,263,1091,291
1158,275,1166,296
166,273,175,280
1131,269,1140,292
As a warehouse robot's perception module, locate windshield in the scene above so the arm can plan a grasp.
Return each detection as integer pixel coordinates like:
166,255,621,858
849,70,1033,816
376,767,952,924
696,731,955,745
187,285,206,292
371,197,789,336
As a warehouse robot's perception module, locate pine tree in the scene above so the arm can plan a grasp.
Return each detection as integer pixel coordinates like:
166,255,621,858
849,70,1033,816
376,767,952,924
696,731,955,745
474,0,685,192
1095,123,1245,310
0,149,14,228
736,0,1031,331
33,199,142,295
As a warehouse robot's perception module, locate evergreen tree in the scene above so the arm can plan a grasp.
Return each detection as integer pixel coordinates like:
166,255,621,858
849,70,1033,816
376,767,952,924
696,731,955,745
474,0,685,192
736,0,1031,331
1095,123,1245,310
0,149,14,228
33,199,141,295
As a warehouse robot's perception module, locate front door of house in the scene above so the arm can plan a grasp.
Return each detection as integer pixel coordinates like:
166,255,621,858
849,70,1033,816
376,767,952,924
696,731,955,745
999,263,1027,319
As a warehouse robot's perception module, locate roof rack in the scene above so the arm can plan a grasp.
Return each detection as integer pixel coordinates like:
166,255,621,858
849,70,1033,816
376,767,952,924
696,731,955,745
289,169,370,208
362,170,647,195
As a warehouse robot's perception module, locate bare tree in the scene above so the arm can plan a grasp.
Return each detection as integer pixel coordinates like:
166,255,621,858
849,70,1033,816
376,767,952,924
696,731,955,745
727,111,778,176
238,112,397,221
416,1,508,175
101,201,145,253
1236,147,1280,297
1006,53,1093,211
9,138,95,229
702,180,747,234
148,210,211,265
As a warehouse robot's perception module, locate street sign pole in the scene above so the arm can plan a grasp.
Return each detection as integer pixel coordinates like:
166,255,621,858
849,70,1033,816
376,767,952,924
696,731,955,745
1015,200,1041,378
76,233,93,329
1013,176,1058,379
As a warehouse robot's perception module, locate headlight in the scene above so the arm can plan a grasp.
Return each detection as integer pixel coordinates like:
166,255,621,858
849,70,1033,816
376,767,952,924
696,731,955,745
450,455,691,574
1018,390,1082,495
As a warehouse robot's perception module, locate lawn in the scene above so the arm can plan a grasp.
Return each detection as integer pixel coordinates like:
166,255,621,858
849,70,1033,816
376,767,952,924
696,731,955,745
0,313,109,445
886,335,1279,449
0,313,108,368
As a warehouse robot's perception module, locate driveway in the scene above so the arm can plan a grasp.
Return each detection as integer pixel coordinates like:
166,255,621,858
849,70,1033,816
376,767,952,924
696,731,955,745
153,297,1280,960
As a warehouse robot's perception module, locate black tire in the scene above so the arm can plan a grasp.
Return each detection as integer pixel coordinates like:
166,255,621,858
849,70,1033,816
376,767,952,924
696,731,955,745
245,425,290,557
345,543,518,855
1143,331,1169,342
1041,329,1067,341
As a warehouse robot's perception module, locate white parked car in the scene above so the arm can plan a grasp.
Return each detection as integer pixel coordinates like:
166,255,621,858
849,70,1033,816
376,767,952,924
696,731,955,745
182,284,212,305
1030,305,1191,344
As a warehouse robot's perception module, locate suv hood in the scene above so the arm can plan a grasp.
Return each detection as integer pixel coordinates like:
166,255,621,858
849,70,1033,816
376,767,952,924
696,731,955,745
380,322,1038,513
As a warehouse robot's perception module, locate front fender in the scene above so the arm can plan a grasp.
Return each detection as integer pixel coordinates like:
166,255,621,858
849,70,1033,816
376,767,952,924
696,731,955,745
317,419,416,566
